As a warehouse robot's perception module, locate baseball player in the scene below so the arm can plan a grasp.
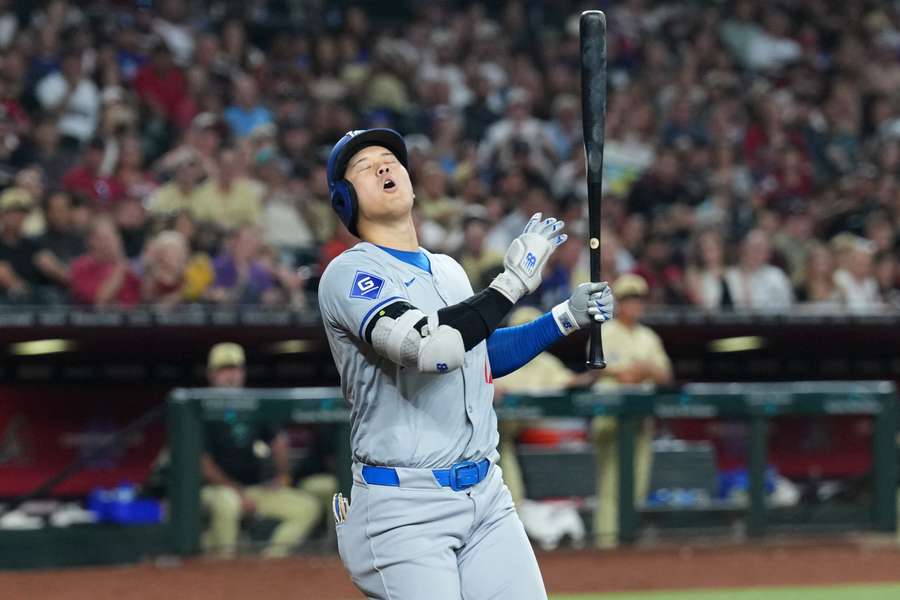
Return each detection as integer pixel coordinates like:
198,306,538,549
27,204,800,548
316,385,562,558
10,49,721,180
318,129,614,600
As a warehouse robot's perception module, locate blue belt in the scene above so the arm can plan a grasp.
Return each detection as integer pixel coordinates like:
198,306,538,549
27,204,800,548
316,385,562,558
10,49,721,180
361,459,491,492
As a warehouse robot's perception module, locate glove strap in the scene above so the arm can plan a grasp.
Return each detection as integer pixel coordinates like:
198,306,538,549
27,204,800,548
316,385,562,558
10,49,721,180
551,301,580,336
489,271,527,304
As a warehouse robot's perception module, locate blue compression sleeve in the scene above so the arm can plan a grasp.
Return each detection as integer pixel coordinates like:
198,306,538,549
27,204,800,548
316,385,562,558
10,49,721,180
486,312,563,378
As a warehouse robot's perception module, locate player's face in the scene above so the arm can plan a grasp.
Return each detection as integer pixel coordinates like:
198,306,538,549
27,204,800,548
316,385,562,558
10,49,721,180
208,366,245,388
345,145,414,223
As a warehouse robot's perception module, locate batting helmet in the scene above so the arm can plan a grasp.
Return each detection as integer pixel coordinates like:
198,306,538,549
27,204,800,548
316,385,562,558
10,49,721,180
326,128,409,237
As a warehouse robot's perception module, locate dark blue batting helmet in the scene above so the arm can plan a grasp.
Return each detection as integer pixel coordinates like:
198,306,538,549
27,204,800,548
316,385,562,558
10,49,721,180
326,129,408,237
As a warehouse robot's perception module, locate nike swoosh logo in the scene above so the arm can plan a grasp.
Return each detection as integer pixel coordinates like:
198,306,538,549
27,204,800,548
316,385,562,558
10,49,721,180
404,277,416,287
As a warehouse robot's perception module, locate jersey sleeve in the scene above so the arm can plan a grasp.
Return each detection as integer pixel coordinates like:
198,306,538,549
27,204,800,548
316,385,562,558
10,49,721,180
318,252,407,342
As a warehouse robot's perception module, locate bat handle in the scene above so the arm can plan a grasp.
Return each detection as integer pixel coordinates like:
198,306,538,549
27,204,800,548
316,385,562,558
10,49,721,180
587,321,606,369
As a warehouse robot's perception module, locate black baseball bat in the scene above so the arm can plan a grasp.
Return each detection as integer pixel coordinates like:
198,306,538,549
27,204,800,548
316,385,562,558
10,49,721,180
580,10,607,369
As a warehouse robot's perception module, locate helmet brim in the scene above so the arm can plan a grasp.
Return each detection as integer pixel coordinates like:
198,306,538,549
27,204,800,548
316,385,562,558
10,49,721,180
332,129,409,182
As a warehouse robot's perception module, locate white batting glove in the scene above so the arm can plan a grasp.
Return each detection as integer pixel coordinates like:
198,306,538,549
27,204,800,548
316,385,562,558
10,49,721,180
551,282,614,335
489,213,567,303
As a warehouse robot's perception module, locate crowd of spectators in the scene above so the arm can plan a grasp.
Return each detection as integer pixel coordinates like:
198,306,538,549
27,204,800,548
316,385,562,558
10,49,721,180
0,0,897,314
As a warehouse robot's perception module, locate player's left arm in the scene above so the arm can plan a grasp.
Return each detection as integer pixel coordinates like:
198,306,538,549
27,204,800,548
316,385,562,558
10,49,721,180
487,282,614,378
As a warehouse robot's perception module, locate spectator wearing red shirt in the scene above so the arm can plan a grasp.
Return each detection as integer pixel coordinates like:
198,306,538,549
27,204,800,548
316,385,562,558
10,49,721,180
62,138,125,207
133,41,187,123
69,217,141,307
633,233,686,305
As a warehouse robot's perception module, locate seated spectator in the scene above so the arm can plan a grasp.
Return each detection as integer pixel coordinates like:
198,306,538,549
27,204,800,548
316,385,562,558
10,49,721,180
477,88,557,182
724,229,794,311
14,165,48,237
796,243,839,307
208,226,275,305
133,40,187,124
141,230,188,308
0,187,54,303
875,251,900,309
114,196,150,259
833,236,882,313
62,138,125,207
256,151,315,266
192,147,263,231
318,223,357,273
39,190,84,265
147,148,204,216
9,116,74,188
632,233,685,305
223,74,273,138
114,134,157,201
69,217,141,307
166,211,215,303
458,209,503,290
685,229,731,310
626,149,695,221
201,342,323,558
35,50,99,146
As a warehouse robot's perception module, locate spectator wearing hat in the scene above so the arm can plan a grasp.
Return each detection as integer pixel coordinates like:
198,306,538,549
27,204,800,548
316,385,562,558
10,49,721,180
35,50,100,146
592,274,673,548
68,217,140,307
0,187,58,303
201,342,324,558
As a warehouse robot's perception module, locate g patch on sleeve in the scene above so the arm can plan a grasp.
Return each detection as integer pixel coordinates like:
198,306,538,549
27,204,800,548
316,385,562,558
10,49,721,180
349,271,385,300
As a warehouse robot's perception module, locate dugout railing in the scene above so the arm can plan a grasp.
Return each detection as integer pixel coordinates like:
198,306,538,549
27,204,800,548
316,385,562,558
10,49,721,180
167,381,898,555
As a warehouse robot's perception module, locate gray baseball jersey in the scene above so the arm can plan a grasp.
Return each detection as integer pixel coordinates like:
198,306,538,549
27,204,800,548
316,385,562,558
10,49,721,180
318,241,499,468
320,241,547,600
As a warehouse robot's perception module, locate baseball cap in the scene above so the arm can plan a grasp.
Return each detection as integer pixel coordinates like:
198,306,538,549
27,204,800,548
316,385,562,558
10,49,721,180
0,187,34,213
208,342,245,370
613,274,649,300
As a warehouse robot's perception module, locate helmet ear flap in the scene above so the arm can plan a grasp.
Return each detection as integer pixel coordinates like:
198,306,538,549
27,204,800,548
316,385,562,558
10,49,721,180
330,180,359,236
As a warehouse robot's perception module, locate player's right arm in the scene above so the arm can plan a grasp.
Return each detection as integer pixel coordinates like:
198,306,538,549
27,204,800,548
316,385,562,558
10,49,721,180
318,251,467,374
319,214,565,375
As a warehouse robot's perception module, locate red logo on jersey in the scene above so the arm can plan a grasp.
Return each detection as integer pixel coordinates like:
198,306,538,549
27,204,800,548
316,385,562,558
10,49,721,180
484,359,493,384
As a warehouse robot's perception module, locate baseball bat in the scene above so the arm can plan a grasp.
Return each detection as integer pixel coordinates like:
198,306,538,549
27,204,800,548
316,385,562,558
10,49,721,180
580,10,607,369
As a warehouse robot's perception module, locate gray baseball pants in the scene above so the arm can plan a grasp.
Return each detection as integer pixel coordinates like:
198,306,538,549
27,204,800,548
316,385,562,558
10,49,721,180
336,462,547,600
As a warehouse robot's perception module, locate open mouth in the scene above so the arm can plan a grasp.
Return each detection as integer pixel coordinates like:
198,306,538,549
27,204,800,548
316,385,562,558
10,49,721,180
383,178,396,191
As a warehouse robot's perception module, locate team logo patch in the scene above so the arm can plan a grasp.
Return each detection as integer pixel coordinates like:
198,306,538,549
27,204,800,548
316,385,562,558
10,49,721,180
350,271,384,300
521,251,538,276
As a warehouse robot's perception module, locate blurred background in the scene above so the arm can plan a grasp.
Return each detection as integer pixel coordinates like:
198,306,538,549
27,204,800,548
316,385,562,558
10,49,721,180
0,0,899,598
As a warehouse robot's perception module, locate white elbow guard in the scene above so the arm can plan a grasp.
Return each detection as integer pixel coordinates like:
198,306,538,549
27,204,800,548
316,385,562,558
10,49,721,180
370,310,465,374
417,319,465,373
